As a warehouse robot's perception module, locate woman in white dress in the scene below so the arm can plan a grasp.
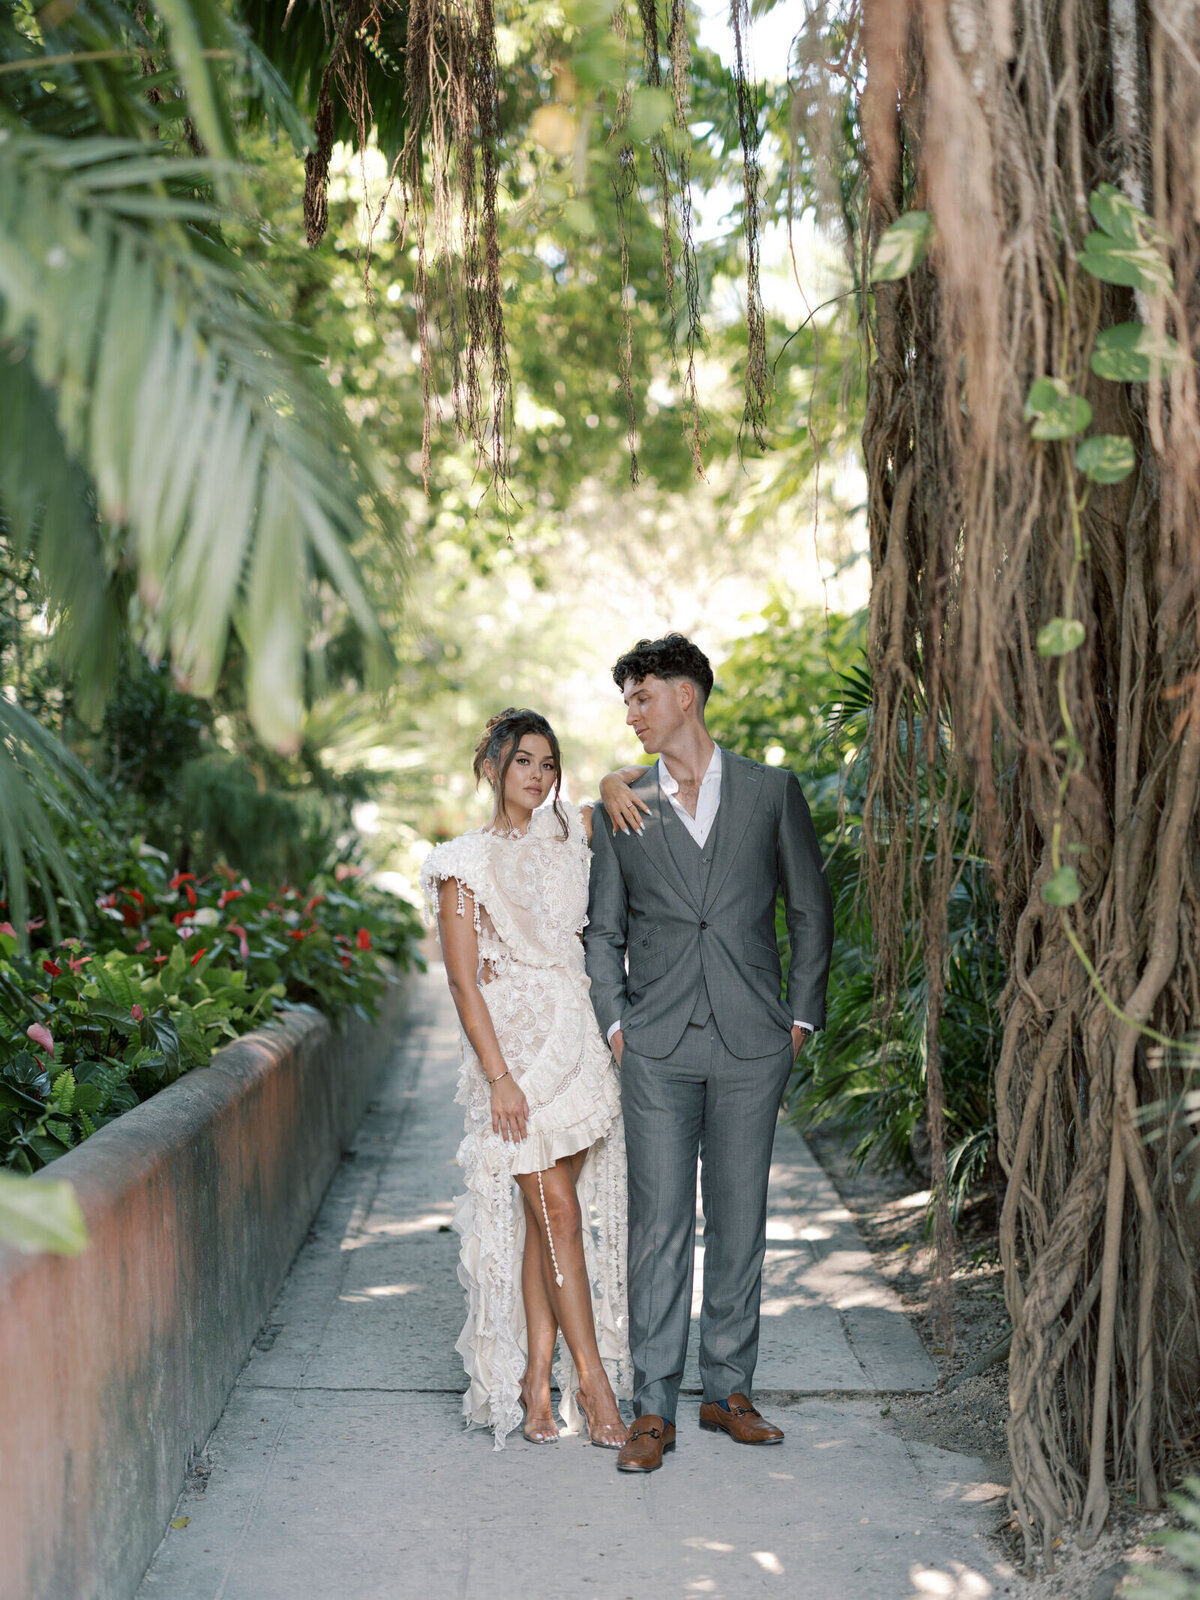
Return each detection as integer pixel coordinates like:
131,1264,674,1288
421,709,641,1451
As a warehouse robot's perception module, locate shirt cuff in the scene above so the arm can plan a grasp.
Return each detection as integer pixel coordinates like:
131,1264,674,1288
606,1019,622,1043
792,1021,814,1032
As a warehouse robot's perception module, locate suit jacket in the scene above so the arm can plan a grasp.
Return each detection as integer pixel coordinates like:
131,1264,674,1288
583,748,834,1061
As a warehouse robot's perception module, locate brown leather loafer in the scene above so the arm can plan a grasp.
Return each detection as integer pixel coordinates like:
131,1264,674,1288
616,1414,675,1473
699,1394,784,1445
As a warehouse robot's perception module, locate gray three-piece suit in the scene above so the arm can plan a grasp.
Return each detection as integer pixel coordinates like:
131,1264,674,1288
583,748,834,1421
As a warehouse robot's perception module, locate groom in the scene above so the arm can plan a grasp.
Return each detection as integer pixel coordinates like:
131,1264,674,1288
584,633,833,1473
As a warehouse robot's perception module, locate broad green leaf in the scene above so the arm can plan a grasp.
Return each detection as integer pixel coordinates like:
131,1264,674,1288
1078,232,1172,295
1037,617,1086,657
871,211,935,282
1091,323,1187,382
1088,182,1142,246
0,1171,88,1256
1074,434,1135,483
1024,377,1092,440
1043,865,1082,907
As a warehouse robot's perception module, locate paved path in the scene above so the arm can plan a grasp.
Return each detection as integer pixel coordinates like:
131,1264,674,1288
137,972,1012,1600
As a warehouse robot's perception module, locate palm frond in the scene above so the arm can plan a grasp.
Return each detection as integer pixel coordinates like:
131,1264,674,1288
0,697,105,947
0,129,399,749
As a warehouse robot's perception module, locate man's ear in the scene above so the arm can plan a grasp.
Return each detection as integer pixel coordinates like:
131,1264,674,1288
678,679,697,718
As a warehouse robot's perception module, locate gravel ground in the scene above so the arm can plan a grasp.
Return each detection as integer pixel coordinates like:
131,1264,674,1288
801,1126,1187,1599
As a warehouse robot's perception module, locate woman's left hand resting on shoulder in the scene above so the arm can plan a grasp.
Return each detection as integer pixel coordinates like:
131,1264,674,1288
437,877,529,1142
598,767,650,835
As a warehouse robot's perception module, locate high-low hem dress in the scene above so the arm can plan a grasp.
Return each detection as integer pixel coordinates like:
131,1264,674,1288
421,802,631,1449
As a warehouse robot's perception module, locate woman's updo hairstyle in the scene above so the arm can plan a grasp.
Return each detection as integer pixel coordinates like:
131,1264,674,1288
472,708,569,839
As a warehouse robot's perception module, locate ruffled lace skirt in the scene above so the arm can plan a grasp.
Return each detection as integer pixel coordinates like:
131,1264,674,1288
451,961,631,1449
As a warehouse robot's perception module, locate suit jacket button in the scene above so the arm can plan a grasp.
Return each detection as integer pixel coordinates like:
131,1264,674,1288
699,921,708,930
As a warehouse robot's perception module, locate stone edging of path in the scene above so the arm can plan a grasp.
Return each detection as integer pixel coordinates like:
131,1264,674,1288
0,973,413,1600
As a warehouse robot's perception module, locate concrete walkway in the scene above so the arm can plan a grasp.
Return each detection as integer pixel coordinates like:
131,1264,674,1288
137,972,1012,1600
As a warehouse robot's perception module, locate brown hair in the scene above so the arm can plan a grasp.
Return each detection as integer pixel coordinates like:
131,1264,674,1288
472,709,569,838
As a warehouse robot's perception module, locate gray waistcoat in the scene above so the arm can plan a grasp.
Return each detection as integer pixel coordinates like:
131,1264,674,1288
660,792,718,1026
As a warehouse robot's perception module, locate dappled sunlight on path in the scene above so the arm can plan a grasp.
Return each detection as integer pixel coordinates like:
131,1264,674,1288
136,971,1012,1600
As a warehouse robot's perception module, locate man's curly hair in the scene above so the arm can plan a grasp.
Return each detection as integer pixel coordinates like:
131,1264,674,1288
612,634,714,705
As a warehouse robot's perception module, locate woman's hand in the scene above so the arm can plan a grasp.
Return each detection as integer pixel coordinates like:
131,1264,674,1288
600,766,651,835
490,1072,529,1143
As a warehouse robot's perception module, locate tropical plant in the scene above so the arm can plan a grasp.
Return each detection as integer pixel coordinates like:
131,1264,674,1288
0,1170,87,1254
1125,1479,1200,1600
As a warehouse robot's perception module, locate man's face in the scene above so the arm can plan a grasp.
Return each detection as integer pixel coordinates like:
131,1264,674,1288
623,674,690,754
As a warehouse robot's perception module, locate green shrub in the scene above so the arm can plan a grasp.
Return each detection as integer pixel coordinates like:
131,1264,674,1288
0,844,424,1172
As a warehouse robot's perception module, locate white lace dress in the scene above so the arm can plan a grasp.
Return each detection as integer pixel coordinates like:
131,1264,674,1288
421,801,631,1449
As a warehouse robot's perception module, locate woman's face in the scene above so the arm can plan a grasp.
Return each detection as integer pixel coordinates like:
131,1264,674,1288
493,732,557,819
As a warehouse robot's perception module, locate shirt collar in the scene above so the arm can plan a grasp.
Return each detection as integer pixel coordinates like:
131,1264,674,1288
658,744,722,797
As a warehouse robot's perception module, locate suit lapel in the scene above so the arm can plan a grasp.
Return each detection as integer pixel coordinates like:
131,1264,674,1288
701,750,764,910
621,764,702,913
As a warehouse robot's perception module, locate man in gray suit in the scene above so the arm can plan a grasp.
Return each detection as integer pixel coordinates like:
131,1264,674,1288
584,634,833,1473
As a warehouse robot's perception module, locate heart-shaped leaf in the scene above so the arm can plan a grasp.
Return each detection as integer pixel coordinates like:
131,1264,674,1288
1074,434,1135,483
1091,323,1186,382
1037,617,1086,657
1024,377,1092,440
1043,864,1081,907
1088,183,1142,246
1078,232,1172,295
871,211,934,282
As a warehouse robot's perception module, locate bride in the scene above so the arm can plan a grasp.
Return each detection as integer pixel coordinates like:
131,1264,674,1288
421,708,642,1451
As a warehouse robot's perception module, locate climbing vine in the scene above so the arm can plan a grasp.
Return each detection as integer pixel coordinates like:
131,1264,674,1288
856,0,1200,1568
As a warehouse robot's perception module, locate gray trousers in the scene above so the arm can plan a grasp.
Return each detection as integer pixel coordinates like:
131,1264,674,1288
620,1020,793,1421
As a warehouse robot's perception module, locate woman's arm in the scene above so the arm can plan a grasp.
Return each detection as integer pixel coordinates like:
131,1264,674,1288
437,877,529,1142
598,766,651,835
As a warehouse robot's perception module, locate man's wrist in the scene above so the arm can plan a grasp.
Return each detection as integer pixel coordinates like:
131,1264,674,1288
606,1019,623,1043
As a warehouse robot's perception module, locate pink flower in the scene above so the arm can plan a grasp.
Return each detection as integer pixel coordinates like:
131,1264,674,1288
0,921,15,938
227,923,250,961
131,1004,145,1022
27,1023,54,1055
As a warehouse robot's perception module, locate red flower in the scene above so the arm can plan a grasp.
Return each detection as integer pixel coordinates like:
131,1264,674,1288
122,888,144,906
340,953,352,970
96,893,117,910
153,953,169,967
190,948,207,966
218,889,244,909
173,910,194,927
356,928,371,951
121,902,143,927
67,953,92,974
184,884,196,908
131,1004,144,1022
135,938,150,953
304,895,325,914
170,873,196,890
41,960,62,978
288,928,309,941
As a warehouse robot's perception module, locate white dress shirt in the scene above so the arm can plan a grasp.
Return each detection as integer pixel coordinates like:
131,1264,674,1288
606,745,813,1042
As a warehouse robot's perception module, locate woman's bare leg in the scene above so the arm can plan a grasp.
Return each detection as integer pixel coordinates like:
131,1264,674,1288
516,1155,627,1446
520,1194,559,1441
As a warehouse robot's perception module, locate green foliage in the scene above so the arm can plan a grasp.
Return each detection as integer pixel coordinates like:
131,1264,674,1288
1090,324,1186,383
1024,378,1092,441
0,842,424,1172
1,1,395,753
0,1169,88,1254
709,602,1002,1206
1125,1478,1200,1599
1074,434,1135,484
870,211,934,282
